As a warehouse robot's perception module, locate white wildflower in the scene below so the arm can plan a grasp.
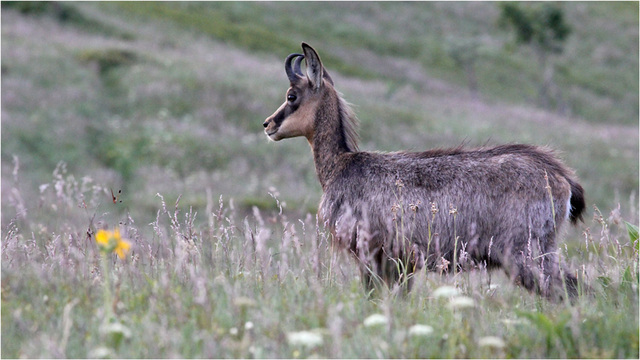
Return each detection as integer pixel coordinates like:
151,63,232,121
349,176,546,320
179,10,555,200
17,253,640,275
408,324,434,337
448,296,475,310
100,321,131,339
432,285,460,298
363,313,388,327
287,330,323,348
88,346,112,359
478,336,506,349
502,318,528,326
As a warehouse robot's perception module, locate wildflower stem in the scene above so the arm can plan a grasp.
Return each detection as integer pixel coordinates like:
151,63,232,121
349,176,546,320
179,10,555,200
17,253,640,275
450,206,459,275
100,253,114,321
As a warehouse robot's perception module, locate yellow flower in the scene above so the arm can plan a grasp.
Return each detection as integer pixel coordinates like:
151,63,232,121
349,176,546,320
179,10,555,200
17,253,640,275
95,229,111,248
95,229,130,259
115,238,131,259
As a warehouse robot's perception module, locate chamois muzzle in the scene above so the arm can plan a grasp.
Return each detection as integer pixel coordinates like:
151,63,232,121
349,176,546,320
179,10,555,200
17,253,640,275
285,53,305,83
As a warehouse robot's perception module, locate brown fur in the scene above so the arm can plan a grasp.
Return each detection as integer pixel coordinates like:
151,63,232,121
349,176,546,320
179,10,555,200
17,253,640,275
263,43,586,300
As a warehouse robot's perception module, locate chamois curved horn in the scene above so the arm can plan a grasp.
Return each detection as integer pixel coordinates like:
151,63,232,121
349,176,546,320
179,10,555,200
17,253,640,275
285,53,304,83
293,55,305,77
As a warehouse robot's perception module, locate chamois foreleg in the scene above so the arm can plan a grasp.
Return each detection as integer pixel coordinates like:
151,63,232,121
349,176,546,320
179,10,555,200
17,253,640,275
357,246,419,296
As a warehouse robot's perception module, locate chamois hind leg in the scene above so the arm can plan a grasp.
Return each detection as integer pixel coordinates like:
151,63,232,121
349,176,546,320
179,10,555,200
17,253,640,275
502,232,576,301
503,254,546,297
537,232,584,301
561,264,580,298
560,262,594,300
539,248,567,301
499,237,549,298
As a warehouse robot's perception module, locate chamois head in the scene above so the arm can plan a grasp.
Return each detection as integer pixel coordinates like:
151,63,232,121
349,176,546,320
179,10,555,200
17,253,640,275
263,43,335,142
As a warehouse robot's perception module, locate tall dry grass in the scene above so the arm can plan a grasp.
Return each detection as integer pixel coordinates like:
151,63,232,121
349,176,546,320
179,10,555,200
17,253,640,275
2,161,637,358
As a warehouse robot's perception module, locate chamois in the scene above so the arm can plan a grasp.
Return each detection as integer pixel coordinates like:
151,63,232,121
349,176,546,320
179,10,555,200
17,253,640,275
263,43,586,300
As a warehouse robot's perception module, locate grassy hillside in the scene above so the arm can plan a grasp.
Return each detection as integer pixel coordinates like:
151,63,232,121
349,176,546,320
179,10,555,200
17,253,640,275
112,1,639,125
1,1,638,223
1,2,638,358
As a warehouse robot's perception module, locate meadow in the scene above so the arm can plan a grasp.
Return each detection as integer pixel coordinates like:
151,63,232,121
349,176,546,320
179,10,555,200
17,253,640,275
1,2,638,358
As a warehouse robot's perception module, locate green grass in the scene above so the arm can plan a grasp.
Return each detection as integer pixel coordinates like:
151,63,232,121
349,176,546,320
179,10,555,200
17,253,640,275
1,2,639,358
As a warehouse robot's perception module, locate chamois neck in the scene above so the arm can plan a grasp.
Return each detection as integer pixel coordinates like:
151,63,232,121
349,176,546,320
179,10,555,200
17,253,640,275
308,91,359,189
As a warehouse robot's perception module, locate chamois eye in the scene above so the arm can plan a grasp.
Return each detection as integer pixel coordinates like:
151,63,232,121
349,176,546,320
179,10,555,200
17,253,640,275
287,94,297,103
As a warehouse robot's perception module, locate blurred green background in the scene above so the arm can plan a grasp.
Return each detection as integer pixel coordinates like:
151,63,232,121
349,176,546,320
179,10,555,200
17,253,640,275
2,1,638,226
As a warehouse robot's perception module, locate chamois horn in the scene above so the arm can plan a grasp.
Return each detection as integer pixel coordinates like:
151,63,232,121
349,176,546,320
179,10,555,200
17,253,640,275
285,53,304,83
293,55,304,76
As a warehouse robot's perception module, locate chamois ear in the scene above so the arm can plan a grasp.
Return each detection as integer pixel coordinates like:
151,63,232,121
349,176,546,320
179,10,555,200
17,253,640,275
302,42,324,90
323,69,334,86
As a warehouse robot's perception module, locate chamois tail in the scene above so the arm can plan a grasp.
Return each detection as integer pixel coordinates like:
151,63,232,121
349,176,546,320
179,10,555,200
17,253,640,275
568,178,585,225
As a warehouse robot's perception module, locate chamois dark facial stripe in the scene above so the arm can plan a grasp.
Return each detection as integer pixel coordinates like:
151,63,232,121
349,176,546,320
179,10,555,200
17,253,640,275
272,107,286,126
273,101,300,127
288,102,300,115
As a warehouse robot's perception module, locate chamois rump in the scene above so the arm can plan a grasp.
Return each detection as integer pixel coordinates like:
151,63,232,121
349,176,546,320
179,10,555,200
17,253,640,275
263,43,585,300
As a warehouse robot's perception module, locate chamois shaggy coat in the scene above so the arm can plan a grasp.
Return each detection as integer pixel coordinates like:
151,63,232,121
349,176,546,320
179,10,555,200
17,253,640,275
263,43,585,299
